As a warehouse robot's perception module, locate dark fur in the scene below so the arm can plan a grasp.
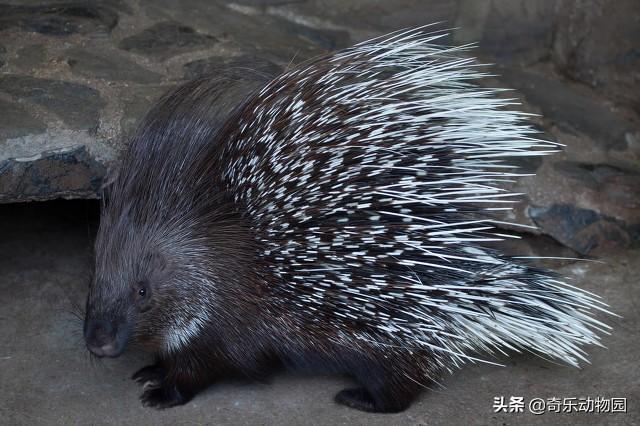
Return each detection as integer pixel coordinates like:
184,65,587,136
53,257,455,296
84,72,429,412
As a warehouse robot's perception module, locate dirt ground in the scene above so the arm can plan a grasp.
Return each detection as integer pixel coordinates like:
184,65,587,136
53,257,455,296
0,201,637,425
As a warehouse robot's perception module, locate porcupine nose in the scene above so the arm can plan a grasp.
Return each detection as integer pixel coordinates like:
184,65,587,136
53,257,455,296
84,319,121,358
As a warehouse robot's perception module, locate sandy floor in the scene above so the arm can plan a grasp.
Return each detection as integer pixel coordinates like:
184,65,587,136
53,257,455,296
0,201,638,425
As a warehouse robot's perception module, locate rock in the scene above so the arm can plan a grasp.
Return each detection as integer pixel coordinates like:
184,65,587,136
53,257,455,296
551,162,640,221
455,0,556,64
119,21,217,60
119,85,172,138
484,64,640,254
512,157,640,255
0,145,106,203
0,2,119,36
0,75,105,131
183,55,283,80
528,204,633,255
0,98,47,140
497,66,638,154
67,48,162,84
253,0,457,41
141,0,349,63
225,0,307,5
552,0,640,114
0,43,5,68
279,20,350,51
222,1,353,53
14,44,46,71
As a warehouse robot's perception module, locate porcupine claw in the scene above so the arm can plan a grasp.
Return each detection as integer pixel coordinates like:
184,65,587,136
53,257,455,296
133,363,194,408
132,364,164,389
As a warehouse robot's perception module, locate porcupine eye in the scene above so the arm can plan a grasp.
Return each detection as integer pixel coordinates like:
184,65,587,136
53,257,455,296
135,281,152,312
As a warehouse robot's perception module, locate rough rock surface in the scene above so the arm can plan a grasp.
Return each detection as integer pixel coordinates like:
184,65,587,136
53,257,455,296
1,0,639,254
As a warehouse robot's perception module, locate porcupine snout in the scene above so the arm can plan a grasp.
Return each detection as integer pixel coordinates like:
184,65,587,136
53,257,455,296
84,315,130,358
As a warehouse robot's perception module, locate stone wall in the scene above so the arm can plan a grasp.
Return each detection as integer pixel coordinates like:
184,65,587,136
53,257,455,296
0,0,638,254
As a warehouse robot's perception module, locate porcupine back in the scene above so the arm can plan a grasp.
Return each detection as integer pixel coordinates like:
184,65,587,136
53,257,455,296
208,28,610,373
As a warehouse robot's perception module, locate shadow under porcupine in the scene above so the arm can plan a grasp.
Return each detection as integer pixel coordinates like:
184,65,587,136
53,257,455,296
83,27,611,413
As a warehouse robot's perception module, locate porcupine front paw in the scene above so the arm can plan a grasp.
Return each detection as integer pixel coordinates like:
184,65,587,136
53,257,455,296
133,364,193,409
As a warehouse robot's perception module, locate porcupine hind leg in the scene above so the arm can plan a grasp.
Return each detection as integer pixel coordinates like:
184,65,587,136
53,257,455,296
334,352,425,413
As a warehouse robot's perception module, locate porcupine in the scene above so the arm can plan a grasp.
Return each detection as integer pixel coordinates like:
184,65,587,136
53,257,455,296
83,28,610,413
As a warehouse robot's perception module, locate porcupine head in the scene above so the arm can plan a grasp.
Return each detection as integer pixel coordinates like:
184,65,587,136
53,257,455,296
84,27,610,413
